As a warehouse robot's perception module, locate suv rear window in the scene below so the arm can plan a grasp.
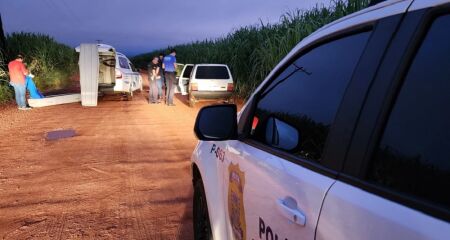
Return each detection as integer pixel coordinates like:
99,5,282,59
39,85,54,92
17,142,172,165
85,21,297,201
195,66,230,79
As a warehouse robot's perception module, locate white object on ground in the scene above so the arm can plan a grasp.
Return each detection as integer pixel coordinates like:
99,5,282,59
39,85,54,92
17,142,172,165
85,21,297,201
28,94,81,108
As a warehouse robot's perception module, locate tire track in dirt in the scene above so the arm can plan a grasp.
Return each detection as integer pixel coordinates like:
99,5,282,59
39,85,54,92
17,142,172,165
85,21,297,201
0,88,228,239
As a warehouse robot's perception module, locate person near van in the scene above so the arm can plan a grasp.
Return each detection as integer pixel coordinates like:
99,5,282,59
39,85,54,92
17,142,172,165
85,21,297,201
148,56,161,104
162,49,177,106
157,53,165,101
8,54,31,110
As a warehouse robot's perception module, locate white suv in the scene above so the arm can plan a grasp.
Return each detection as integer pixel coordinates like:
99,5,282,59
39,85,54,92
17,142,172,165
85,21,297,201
190,0,450,239
188,64,234,107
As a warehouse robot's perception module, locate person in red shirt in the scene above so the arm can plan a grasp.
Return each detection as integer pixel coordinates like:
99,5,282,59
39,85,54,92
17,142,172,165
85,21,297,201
8,54,30,110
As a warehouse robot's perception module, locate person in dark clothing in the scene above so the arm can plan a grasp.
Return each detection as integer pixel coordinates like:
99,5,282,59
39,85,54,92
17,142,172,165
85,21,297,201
148,56,161,104
162,49,177,106
157,53,164,101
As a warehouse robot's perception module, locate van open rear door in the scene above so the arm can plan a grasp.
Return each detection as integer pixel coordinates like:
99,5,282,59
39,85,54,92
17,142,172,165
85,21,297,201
79,44,100,106
178,64,194,95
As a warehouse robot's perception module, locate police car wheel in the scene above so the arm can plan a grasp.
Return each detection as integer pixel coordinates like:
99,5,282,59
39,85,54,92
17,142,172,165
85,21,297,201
193,179,213,240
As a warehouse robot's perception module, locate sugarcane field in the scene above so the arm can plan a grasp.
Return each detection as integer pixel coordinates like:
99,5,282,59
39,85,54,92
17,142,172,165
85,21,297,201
1,0,450,239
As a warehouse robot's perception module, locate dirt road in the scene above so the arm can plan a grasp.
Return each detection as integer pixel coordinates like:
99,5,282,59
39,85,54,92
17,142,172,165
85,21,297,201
0,91,215,239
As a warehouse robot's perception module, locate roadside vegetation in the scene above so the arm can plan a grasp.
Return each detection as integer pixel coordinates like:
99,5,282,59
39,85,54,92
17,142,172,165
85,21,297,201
0,32,77,103
132,0,370,98
0,51,12,103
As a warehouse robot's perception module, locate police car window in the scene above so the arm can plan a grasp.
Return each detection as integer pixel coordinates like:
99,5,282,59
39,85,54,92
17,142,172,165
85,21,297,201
119,57,130,69
251,31,370,162
367,15,450,211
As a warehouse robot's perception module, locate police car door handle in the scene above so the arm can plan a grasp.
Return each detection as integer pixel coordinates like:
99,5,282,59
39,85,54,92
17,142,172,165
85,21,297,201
276,199,306,226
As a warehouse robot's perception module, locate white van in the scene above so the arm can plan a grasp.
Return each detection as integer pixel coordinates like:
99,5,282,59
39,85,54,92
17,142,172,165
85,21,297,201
113,52,142,97
76,44,142,102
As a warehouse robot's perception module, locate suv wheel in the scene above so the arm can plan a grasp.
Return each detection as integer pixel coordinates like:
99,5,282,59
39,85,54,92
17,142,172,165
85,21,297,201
193,179,213,240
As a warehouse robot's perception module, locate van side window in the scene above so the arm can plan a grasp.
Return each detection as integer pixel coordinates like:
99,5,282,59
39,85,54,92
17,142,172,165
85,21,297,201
367,15,450,211
250,31,371,163
183,65,194,78
119,57,130,69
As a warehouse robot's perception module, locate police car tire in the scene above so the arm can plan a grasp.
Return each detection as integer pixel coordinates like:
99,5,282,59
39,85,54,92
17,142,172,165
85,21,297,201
193,179,213,240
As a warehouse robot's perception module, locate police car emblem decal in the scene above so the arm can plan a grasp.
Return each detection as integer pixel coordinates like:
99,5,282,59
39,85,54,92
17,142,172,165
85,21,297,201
228,163,246,240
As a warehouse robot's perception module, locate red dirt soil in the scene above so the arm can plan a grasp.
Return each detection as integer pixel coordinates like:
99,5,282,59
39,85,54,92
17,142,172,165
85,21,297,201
0,78,237,239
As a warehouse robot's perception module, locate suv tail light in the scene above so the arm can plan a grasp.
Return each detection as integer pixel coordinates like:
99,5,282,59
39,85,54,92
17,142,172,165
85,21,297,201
115,69,123,79
227,83,234,92
191,83,198,91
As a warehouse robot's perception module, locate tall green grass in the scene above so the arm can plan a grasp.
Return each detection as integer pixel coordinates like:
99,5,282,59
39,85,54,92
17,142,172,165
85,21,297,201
132,0,369,98
5,32,78,91
0,50,13,103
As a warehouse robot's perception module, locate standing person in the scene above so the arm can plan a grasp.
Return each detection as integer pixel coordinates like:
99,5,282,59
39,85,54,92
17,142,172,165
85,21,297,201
148,56,161,104
8,54,31,110
157,53,165,101
162,49,177,106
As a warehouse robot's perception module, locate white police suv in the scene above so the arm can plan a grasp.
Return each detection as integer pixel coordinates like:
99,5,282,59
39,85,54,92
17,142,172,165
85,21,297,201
190,0,450,239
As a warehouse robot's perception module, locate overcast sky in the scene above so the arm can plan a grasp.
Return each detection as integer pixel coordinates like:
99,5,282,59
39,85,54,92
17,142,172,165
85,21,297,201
1,0,329,56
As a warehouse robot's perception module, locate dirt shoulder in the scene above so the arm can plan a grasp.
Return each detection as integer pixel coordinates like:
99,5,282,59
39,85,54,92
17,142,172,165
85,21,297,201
0,91,221,239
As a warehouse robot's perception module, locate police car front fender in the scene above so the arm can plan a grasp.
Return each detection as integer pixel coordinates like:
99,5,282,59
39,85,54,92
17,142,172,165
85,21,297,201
191,141,230,240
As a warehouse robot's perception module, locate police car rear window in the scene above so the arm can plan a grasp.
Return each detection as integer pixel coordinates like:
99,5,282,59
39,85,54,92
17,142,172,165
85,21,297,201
195,66,230,79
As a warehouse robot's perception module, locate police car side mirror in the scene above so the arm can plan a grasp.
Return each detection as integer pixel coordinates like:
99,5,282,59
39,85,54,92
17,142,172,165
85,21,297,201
265,117,300,151
194,104,238,141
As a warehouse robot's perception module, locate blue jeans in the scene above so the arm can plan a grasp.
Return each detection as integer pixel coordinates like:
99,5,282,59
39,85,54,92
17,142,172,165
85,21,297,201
156,77,163,99
10,82,26,108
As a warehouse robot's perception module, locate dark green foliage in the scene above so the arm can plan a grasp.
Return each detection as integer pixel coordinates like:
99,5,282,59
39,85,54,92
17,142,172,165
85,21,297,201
131,0,369,98
5,32,78,91
0,50,12,103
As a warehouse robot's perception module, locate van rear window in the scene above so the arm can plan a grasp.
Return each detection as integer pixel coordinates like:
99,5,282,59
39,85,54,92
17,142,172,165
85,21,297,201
195,66,230,79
